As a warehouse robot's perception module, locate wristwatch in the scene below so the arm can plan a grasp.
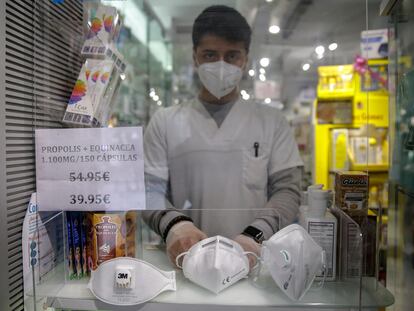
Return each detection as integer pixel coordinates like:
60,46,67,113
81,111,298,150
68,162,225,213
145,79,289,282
241,226,265,244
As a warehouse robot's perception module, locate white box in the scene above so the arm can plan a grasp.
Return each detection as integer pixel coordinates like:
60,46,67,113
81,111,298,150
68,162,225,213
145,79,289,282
361,29,388,59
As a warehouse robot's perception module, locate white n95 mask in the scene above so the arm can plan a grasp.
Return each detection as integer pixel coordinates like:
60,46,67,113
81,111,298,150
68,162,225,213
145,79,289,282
261,224,326,301
88,257,176,305
176,235,257,294
197,60,243,99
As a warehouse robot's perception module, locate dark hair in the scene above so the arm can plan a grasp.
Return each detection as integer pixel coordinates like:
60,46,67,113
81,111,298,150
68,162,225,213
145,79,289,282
192,5,252,52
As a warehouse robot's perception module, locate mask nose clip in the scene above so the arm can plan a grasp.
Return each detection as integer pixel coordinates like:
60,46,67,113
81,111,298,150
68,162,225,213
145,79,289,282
213,236,221,268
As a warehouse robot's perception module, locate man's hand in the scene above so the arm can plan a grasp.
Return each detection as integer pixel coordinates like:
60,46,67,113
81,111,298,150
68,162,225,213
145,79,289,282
233,234,261,270
166,221,207,267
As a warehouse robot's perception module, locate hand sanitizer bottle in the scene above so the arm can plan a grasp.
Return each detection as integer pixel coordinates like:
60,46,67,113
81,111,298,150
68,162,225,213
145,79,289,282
300,184,338,281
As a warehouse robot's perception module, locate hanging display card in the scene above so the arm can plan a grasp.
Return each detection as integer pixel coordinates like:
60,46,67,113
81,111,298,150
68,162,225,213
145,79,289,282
35,127,145,211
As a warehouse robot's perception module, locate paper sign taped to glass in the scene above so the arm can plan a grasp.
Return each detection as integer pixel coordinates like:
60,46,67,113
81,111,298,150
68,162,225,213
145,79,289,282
35,127,146,211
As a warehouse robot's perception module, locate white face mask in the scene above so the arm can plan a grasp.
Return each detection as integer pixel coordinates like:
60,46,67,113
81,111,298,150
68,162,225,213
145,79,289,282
88,257,176,305
176,235,257,294
261,224,326,301
196,60,243,99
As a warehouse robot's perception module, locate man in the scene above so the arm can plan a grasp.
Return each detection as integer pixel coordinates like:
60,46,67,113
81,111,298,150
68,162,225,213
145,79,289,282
143,5,303,267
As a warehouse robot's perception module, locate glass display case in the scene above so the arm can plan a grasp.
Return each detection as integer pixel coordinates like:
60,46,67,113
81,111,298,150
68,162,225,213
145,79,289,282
4,0,399,310
23,209,395,310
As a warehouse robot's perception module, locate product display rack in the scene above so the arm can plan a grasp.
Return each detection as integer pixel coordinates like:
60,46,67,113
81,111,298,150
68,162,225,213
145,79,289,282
24,211,395,311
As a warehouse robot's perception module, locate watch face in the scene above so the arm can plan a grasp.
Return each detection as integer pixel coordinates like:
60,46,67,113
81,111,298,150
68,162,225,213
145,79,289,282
244,226,264,243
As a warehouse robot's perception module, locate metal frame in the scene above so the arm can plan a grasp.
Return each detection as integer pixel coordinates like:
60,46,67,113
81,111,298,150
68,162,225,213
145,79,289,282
380,0,400,16
0,1,8,310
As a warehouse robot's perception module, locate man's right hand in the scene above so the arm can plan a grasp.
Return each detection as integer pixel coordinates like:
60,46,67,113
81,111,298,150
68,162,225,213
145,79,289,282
166,221,207,267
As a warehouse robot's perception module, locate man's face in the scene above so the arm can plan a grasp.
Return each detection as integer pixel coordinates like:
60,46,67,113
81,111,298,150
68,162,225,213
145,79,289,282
193,34,248,69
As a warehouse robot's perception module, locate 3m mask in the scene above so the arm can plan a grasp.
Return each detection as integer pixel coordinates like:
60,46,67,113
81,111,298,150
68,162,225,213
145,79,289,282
176,235,257,294
261,224,326,301
196,60,243,99
88,257,176,305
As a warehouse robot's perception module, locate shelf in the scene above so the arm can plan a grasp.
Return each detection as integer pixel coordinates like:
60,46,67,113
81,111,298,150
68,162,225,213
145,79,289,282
30,248,395,310
350,164,389,172
329,165,389,174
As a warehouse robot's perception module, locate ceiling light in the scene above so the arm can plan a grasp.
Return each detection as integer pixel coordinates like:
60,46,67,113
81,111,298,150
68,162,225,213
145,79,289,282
248,69,255,77
259,68,266,74
153,95,159,101
266,0,273,2
259,74,266,81
240,90,247,95
157,101,162,106
328,42,338,51
269,25,280,34
316,53,324,60
149,90,155,97
242,93,250,100
315,45,325,55
302,63,310,71
264,98,271,104
260,57,270,67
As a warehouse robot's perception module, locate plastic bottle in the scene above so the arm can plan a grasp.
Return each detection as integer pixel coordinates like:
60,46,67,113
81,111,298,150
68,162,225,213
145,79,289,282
299,184,337,281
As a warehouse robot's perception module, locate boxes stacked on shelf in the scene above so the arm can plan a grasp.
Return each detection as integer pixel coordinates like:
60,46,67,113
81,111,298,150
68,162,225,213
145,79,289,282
63,4,126,127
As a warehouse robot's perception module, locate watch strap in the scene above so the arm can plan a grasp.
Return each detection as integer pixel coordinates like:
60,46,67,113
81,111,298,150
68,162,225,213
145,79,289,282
162,215,193,242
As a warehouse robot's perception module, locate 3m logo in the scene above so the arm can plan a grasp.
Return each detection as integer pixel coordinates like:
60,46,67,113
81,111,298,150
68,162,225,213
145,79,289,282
118,273,129,279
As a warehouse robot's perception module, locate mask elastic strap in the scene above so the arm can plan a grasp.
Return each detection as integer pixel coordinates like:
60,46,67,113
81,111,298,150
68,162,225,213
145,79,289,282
244,251,260,271
247,250,267,289
313,250,327,290
175,252,189,269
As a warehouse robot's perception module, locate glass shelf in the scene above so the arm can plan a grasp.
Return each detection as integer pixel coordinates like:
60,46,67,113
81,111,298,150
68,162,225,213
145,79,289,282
28,247,394,310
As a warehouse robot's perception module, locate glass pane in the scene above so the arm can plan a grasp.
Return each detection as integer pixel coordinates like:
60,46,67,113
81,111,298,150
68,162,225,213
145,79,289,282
23,0,398,310
387,0,414,310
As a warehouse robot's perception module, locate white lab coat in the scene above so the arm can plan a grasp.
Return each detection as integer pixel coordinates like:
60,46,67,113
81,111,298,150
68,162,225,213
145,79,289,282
144,99,303,237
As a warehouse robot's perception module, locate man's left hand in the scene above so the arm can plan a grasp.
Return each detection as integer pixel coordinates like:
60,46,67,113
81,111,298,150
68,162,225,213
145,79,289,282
233,234,261,270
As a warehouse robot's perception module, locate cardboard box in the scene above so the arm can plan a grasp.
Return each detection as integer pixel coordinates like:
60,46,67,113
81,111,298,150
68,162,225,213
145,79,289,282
88,212,136,270
335,171,369,216
361,29,388,59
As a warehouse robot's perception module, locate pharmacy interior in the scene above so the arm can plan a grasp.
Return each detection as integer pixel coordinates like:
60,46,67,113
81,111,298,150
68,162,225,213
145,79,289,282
3,0,412,310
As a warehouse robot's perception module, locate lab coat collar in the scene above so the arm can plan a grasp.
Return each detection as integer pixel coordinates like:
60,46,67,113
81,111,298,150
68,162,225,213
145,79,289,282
192,98,249,141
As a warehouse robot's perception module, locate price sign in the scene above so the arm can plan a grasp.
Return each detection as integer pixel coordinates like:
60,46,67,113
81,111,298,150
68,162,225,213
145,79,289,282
35,127,145,211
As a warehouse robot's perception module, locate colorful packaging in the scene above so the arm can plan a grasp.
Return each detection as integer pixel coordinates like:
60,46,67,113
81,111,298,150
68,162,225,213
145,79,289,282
331,129,349,171
88,212,137,270
125,211,137,257
70,212,83,278
80,213,88,276
66,212,76,279
335,171,369,216
86,212,94,272
63,58,117,127
82,5,122,55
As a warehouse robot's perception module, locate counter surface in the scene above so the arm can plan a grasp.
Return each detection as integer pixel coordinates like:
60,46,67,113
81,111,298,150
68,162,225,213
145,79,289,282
31,247,394,310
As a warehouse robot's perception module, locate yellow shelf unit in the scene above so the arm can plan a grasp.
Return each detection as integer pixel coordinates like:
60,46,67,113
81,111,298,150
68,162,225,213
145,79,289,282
313,60,389,190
